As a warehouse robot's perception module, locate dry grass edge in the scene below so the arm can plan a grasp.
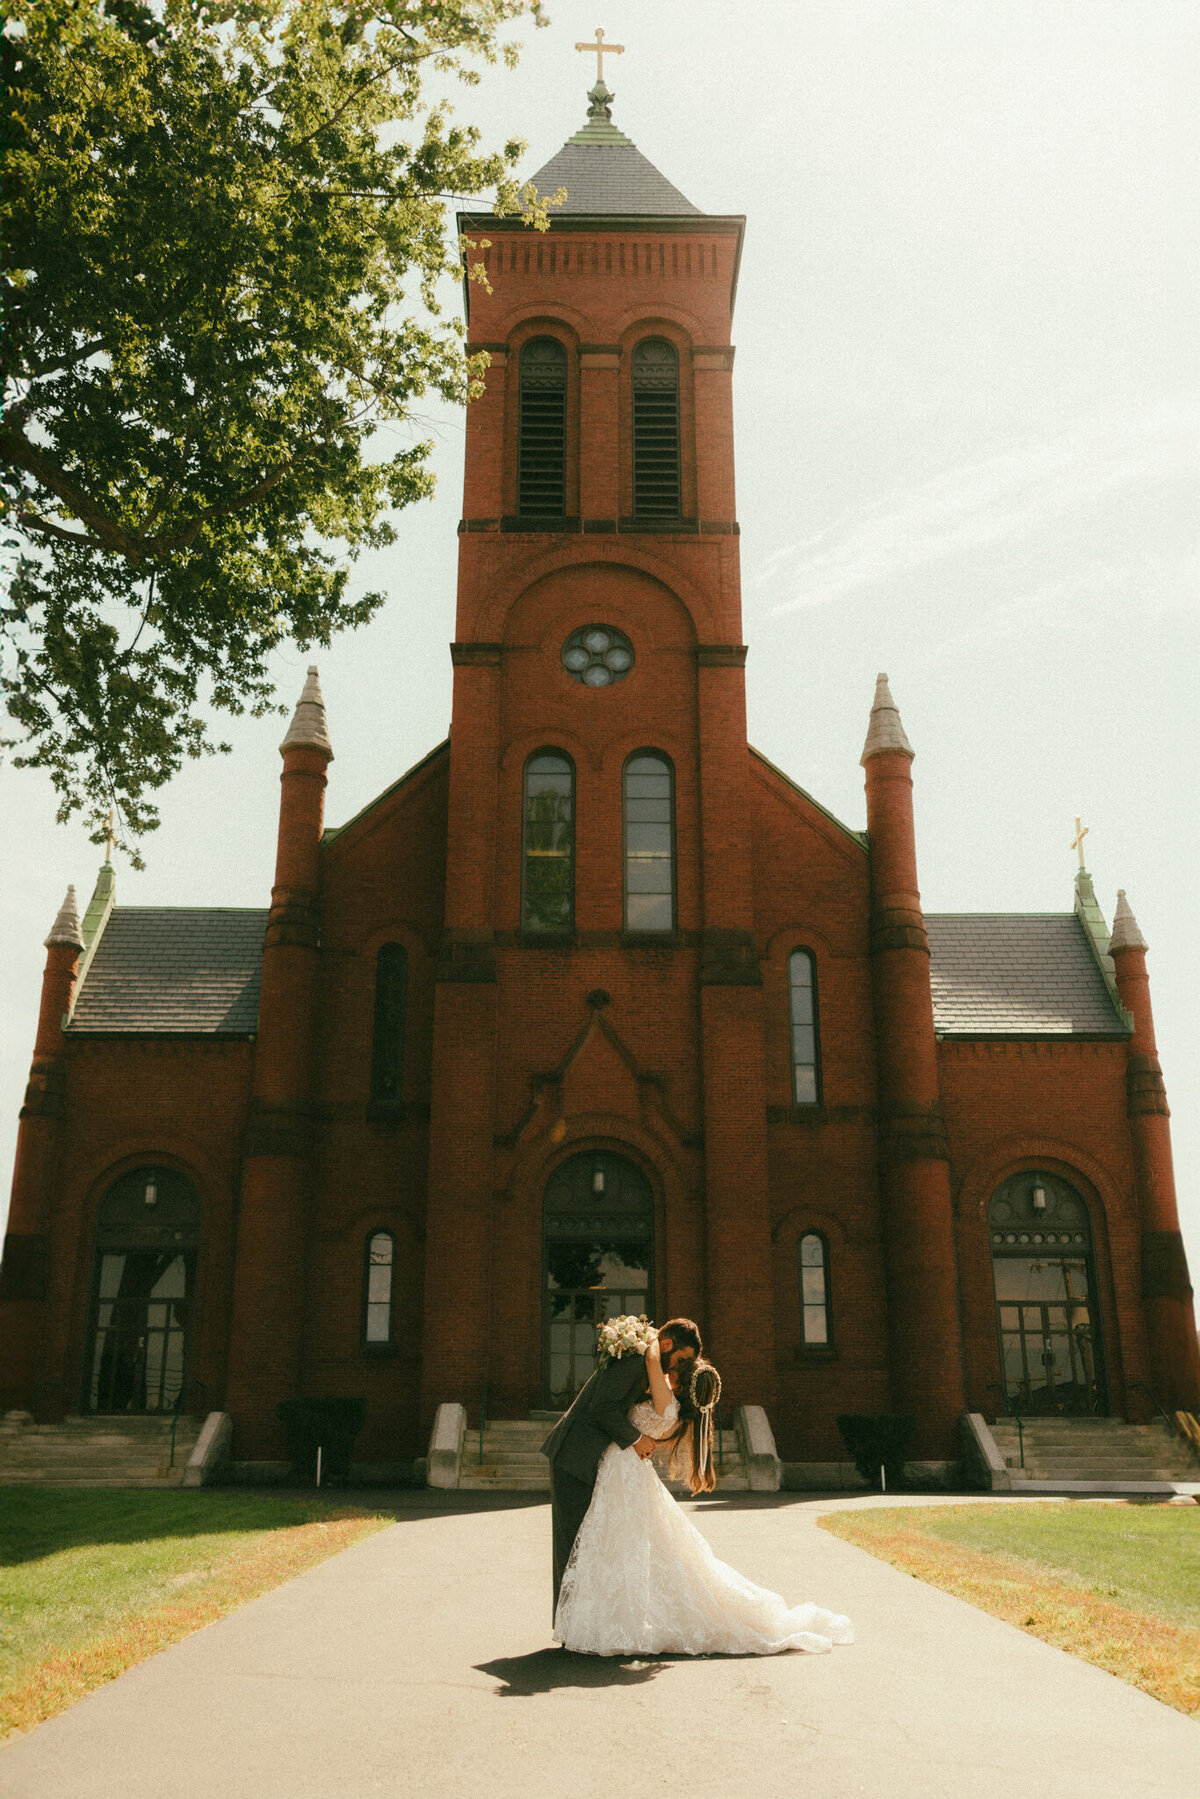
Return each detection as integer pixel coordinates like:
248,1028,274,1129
818,1509,1200,1717
1,1509,390,1740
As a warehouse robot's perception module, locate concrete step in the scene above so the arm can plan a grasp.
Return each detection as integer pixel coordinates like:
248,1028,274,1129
1,1418,200,1486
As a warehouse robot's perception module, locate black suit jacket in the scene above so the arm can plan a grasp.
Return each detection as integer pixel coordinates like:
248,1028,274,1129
540,1351,651,1485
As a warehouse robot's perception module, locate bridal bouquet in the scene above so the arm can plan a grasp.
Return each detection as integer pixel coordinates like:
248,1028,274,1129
596,1313,655,1367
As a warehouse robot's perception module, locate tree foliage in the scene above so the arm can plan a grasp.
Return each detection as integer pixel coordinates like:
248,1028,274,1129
1,0,550,858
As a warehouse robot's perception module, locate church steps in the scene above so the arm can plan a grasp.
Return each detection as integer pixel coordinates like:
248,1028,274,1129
450,1416,749,1492
982,1417,1200,1491
0,1416,201,1486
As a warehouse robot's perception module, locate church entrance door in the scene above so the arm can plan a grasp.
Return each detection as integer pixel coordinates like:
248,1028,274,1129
82,1168,201,1415
989,1172,1108,1416
542,1151,654,1410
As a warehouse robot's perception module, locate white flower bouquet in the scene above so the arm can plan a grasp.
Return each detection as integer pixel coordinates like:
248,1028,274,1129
596,1313,655,1367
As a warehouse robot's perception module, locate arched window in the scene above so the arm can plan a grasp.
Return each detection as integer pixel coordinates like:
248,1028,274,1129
788,949,820,1104
798,1231,832,1350
624,752,675,932
84,1167,201,1414
518,337,567,516
632,338,680,517
362,1230,395,1347
370,944,407,1104
522,751,574,933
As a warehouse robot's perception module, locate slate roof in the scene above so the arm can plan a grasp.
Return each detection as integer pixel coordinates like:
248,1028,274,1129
69,909,267,1035
926,914,1129,1037
528,138,700,216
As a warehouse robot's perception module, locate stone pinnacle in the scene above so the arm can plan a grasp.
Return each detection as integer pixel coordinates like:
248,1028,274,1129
860,672,914,764
280,665,334,759
45,885,85,950
1109,888,1148,953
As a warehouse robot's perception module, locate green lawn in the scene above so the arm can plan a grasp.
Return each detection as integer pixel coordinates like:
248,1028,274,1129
821,1500,1200,1714
0,1490,392,1736
886,1500,1200,1628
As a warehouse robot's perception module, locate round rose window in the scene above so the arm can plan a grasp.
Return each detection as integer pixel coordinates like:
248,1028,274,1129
561,624,634,687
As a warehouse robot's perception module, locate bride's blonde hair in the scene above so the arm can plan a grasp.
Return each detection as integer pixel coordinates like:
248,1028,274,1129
667,1359,722,1494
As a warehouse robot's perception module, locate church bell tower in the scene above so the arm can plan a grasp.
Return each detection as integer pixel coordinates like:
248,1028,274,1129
419,66,777,1417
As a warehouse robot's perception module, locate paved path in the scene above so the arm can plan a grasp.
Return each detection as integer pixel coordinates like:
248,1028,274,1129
2,1492,1196,1799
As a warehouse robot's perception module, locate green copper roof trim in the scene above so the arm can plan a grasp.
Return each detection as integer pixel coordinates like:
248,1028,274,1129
749,747,868,851
1074,867,1134,1028
566,79,633,145
71,861,117,1013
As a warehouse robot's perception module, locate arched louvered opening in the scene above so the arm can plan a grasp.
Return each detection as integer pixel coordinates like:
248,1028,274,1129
517,337,567,516
632,338,680,517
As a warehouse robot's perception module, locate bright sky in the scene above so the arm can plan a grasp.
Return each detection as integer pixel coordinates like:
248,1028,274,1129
4,3,1199,1318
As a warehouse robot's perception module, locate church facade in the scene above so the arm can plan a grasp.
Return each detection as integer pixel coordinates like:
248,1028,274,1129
4,87,1198,1473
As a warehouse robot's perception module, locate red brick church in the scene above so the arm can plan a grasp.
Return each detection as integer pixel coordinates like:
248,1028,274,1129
4,78,1198,1476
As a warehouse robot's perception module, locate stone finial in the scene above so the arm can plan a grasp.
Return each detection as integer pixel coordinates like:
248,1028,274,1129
280,665,333,759
1109,889,1148,954
45,885,85,950
860,672,914,765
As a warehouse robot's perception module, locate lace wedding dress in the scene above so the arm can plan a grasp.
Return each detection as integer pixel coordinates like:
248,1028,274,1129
554,1397,854,1657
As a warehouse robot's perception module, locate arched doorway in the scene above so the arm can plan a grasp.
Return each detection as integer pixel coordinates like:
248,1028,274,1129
989,1171,1108,1415
542,1151,654,1408
82,1167,201,1414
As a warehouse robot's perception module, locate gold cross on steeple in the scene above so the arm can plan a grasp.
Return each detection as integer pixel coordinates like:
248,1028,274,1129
1070,815,1090,870
576,26,624,84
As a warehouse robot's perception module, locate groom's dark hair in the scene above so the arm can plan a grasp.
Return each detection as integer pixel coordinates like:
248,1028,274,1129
658,1317,703,1357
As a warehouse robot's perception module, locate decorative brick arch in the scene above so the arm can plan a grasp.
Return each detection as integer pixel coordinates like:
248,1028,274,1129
955,1137,1129,1232
476,542,718,643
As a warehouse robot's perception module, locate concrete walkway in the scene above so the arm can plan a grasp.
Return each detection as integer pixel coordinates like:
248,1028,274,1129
2,1492,1196,1798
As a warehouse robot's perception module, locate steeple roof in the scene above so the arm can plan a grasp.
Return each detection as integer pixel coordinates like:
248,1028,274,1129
527,81,700,217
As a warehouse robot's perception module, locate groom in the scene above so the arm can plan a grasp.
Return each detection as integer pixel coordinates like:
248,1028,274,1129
541,1316,703,1613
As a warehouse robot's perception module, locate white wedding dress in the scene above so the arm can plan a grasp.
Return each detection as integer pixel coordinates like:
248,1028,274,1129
554,1397,854,1657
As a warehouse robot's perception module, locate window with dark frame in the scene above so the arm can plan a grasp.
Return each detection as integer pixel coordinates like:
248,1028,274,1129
623,751,675,932
522,750,575,933
517,337,567,516
632,338,680,517
798,1231,832,1351
362,1230,395,1347
370,943,407,1104
788,948,820,1104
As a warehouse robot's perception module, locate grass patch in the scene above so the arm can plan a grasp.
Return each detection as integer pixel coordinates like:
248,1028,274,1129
821,1501,1200,1716
0,1489,392,1738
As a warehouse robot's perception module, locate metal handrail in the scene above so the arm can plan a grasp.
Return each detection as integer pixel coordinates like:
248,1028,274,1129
1129,1381,1177,1436
478,1382,490,1466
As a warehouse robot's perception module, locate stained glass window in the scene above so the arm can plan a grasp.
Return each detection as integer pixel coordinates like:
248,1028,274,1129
523,751,574,933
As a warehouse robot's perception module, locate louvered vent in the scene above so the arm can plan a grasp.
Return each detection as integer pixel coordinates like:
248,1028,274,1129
518,337,567,516
632,339,680,518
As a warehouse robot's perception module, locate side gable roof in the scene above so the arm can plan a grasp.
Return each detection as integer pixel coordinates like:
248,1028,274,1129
926,914,1130,1038
68,909,267,1035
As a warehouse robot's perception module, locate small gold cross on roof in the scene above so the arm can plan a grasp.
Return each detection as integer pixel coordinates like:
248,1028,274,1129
576,26,624,84
1070,816,1090,870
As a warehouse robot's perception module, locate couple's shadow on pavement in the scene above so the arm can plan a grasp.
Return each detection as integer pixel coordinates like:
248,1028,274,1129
476,1648,670,1696
476,1645,761,1696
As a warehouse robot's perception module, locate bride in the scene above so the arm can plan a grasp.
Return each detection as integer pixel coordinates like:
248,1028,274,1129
554,1333,853,1657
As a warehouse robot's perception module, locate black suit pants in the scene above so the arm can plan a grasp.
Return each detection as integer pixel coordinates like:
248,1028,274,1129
549,1461,595,1615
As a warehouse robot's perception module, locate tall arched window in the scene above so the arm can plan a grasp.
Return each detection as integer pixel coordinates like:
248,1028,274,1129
624,752,675,932
370,944,407,1104
522,751,574,933
798,1231,833,1351
632,338,680,517
518,337,567,516
84,1168,201,1414
362,1230,395,1348
788,949,820,1104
